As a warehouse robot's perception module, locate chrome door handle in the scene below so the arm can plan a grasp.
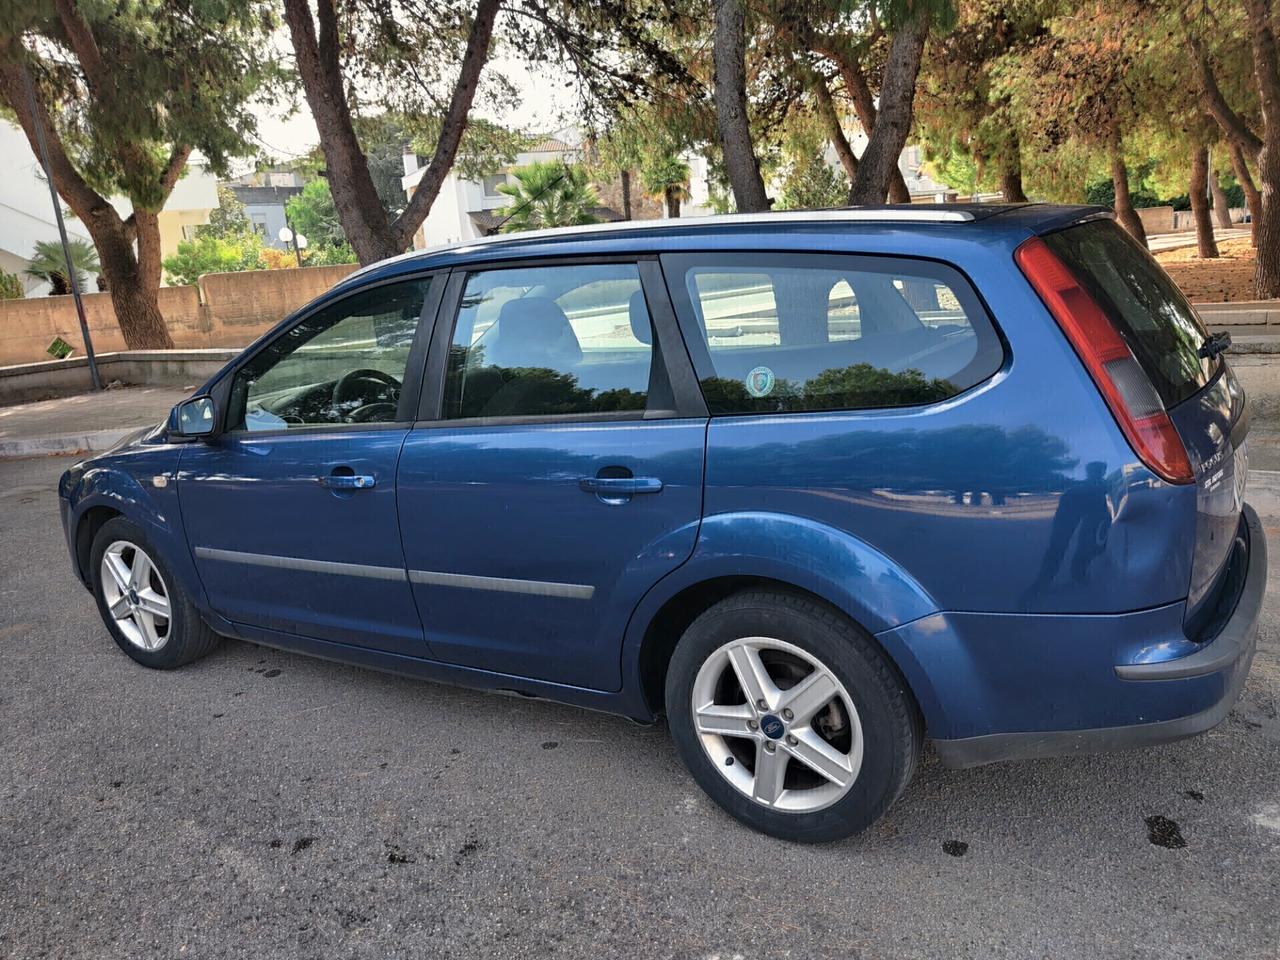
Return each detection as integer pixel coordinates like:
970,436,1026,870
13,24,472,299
578,476,663,495
319,474,376,490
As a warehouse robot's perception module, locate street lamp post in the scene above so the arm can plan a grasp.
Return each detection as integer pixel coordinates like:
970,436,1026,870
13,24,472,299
278,221,308,268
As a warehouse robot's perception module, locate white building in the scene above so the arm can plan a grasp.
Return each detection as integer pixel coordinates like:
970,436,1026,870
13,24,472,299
400,125,963,252
0,121,220,296
0,121,97,296
404,137,596,248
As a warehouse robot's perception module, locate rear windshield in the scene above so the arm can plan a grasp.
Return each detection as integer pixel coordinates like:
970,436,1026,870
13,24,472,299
1043,218,1215,407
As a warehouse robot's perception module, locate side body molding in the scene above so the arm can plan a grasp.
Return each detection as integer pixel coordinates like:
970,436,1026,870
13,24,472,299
619,511,940,713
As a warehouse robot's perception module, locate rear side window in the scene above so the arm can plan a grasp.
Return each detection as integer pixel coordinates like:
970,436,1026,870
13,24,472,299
663,253,1003,415
1043,219,1214,407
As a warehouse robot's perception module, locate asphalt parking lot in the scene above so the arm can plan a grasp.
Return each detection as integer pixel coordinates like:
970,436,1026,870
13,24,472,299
2,454,1279,960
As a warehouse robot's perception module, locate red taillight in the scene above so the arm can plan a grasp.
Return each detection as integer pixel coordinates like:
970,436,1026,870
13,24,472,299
1015,237,1194,484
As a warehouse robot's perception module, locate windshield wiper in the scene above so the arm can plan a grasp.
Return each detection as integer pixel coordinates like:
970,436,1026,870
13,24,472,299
1198,331,1232,359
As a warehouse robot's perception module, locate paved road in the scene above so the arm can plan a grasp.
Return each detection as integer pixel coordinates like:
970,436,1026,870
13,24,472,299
1148,226,1253,253
2,455,1279,960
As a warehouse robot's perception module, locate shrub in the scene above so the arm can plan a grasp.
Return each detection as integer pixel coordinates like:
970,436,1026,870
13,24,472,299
163,234,266,285
0,270,23,300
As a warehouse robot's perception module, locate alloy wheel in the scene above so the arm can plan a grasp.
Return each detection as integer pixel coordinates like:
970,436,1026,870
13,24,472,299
690,636,863,813
100,540,172,652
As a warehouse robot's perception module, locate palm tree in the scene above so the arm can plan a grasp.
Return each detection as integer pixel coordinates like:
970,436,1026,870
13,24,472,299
25,239,99,295
497,162,602,233
641,155,691,218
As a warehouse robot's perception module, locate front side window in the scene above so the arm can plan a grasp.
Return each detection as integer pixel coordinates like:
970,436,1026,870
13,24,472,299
664,253,1003,415
229,278,431,430
442,263,661,420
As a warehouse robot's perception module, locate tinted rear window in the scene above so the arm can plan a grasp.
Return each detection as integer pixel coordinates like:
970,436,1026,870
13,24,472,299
1043,219,1215,407
663,253,1004,415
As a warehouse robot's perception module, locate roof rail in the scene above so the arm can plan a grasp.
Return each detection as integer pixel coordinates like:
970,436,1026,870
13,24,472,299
341,207,979,285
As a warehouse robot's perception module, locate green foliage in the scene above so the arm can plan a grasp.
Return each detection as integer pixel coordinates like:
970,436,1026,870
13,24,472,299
497,163,602,232
2,1,283,211
25,239,99,295
699,364,957,415
921,138,979,194
640,154,692,209
775,154,847,210
408,116,529,184
285,180,347,248
162,234,265,286
0,270,23,300
199,186,254,240
1083,158,1183,209
305,242,359,266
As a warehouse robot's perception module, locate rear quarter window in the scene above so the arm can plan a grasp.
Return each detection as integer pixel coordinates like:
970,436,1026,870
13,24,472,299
1043,219,1215,408
662,253,1004,415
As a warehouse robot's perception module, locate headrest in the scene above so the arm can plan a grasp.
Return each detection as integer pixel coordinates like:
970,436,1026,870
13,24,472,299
628,289,653,345
487,296,582,368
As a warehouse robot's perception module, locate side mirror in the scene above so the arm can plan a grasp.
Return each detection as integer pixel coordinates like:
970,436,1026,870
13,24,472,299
171,396,217,439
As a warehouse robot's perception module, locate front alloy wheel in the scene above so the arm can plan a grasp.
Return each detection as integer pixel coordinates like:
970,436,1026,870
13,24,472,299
90,516,219,669
100,540,172,652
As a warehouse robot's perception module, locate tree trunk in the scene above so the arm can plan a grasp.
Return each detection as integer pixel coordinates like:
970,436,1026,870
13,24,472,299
1109,140,1148,247
1210,168,1233,228
848,18,929,205
1256,137,1280,296
812,70,858,187
1190,145,1220,258
712,0,770,211
999,149,1029,203
1229,139,1262,246
887,168,912,204
283,0,500,263
93,221,172,349
0,57,174,348
665,186,682,218
620,169,632,219
1244,0,1280,295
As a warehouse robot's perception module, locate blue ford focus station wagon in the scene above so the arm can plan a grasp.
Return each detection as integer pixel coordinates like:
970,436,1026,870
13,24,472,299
59,206,1266,841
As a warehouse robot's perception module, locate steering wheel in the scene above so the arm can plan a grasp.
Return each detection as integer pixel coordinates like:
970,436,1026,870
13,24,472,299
347,401,399,423
333,368,401,409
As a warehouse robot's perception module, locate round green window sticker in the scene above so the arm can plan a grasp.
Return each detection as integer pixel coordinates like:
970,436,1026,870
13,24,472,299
745,365,776,398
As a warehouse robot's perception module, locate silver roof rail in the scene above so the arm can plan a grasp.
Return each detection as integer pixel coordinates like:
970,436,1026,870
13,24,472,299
341,207,979,284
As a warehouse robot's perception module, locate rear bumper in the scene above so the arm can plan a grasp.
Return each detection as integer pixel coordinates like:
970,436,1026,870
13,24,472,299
893,503,1266,769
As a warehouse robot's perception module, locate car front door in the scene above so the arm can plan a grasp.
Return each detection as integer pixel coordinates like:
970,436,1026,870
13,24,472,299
179,274,442,656
396,258,708,690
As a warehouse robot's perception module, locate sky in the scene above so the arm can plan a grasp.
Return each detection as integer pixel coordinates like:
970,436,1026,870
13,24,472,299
244,55,584,170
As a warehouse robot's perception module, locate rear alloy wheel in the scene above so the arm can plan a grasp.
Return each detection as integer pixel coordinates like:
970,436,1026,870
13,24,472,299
691,636,862,813
666,590,920,842
90,517,219,669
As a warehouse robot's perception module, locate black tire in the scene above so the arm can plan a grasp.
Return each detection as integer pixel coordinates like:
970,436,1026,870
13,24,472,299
90,516,219,669
665,590,921,843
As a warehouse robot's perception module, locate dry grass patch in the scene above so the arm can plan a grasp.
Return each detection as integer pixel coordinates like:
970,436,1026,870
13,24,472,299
1156,237,1258,303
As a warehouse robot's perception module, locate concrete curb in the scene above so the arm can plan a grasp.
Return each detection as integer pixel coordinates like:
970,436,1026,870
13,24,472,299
0,427,137,460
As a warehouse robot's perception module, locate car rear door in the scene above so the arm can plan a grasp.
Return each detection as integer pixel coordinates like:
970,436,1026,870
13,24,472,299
1041,220,1248,634
179,274,444,656
395,258,707,690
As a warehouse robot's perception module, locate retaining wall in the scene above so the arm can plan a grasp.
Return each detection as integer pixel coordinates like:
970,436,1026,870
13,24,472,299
0,264,358,366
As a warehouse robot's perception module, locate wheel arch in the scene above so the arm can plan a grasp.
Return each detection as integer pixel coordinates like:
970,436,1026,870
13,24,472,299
74,505,124,585
623,513,941,721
